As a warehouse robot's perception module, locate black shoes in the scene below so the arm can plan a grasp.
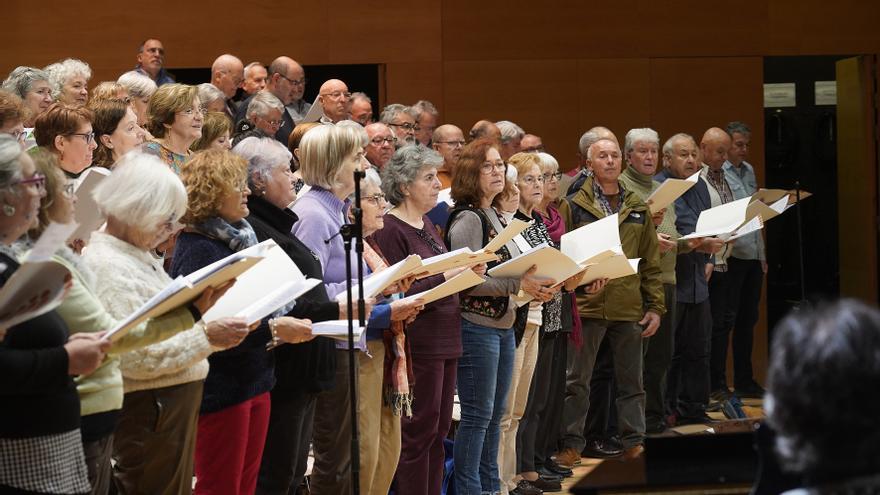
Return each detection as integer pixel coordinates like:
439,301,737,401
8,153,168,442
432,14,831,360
581,438,623,459
535,469,564,482
542,459,573,478
734,381,766,399
511,479,543,495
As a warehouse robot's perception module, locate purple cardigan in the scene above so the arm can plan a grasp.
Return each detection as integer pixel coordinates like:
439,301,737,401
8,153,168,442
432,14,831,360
290,187,392,338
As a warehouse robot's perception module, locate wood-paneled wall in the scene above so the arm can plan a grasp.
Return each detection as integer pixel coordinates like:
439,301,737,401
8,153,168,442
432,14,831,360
4,0,880,384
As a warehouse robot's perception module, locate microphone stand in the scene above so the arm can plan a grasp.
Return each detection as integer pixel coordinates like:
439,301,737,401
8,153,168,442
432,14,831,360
341,169,366,495
794,181,807,307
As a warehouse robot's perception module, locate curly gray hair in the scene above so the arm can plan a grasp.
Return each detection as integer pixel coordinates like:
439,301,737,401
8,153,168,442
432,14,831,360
43,58,92,100
232,136,293,191
380,144,443,206
2,66,51,99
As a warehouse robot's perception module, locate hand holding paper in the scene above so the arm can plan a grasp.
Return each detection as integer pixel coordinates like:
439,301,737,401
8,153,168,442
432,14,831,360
203,317,250,349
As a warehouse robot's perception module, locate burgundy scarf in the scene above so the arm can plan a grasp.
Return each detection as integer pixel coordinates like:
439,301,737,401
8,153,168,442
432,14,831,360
363,238,414,417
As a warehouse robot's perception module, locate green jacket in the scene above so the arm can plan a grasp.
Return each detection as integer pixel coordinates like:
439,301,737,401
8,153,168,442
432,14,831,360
559,175,666,321
52,254,196,417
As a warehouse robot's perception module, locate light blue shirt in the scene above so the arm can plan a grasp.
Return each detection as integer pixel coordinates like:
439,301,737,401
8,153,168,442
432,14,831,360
723,160,765,261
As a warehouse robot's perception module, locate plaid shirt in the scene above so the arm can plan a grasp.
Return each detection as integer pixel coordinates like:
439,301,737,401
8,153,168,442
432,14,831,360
705,167,734,204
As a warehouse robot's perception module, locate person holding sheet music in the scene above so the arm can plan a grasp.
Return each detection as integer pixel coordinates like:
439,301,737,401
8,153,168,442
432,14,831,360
0,134,108,494
170,150,313,495
290,123,422,495
231,136,351,495
445,139,559,495
373,145,484,495
654,133,724,426
557,137,665,461
618,128,680,434
22,148,234,495
82,151,252,495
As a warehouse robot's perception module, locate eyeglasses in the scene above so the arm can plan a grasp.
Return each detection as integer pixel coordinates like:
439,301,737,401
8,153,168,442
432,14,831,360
363,193,386,206
369,136,394,146
13,173,46,192
68,132,95,144
62,182,75,196
320,91,351,100
262,117,285,129
7,129,26,143
278,74,307,87
542,172,563,182
480,161,506,175
519,175,545,186
388,122,420,132
178,106,207,117
437,139,465,147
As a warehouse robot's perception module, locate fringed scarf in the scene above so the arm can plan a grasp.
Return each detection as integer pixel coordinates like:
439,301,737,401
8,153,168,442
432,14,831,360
363,238,414,418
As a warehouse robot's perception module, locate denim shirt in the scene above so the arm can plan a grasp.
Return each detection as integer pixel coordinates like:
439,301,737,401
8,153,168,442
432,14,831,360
723,160,766,261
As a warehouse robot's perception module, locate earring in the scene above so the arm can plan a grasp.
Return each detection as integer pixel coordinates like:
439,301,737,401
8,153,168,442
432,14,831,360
3,204,15,216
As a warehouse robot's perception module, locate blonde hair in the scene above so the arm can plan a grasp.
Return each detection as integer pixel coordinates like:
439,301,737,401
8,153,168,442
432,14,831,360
191,112,231,151
179,149,248,224
90,82,128,104
28,148,66,235
298,124,366,189
146,83,198,138
507,152,542,180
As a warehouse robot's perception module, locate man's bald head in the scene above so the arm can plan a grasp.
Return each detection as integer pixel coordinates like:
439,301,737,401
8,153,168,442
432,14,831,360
265,56,301,104
700,127,731,170
210,54,244,98
432,124,465,170
469,120,501,144
318,79,350,123
365,122,394,169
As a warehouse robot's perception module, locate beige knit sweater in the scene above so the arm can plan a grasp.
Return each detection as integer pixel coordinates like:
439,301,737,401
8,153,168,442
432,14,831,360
82,232,215,393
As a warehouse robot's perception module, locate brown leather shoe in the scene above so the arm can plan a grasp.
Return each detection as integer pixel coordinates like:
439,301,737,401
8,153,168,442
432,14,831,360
621,444,645,461
551,447,582,469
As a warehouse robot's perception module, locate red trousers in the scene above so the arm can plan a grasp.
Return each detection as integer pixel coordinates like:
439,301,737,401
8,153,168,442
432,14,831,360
194,392,271,495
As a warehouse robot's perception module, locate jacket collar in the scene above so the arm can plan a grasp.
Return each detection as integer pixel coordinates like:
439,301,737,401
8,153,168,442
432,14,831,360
247,194,298,233
571,175,646,224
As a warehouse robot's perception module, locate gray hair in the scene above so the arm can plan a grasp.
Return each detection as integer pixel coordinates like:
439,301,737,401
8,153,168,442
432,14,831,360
624,128,660,153
578,130,603,157
351,92,371,104
232,136,293,190
197,83,226,108
0,135,24,192
246,91,284,119
93,151,187,229
412,100,438,118
244,62,264,78
585,139,619,161
44,59,92,100
2,66,51,99
336,120,370,143
117,70,157,99
361,167,381,192
380,103,415,124
662,132,696,156
380,144,444,206
726,121,751,137
496,120,524,144
535,152,559,173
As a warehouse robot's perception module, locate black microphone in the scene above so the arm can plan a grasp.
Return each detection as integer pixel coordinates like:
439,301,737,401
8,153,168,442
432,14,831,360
324,231,342,244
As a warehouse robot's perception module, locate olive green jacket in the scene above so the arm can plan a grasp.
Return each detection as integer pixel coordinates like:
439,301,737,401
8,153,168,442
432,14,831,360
559,175,666,321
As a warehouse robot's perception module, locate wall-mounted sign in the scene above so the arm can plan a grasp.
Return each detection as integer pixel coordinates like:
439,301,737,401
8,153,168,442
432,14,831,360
763,83,797,108
815,81,837,105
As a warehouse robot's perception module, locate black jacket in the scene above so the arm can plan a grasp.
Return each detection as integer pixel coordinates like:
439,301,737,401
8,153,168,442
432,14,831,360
655,168,712,304
246,195,340,397
234,95,294,146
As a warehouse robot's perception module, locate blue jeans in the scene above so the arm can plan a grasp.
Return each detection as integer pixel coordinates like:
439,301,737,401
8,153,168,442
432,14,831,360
454,319,515,495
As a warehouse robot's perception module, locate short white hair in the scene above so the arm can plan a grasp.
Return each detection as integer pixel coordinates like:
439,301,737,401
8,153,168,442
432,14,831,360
351,91,371,104
535,152,559,173
244,62,264,78
380,103,415,124
496,120,524,144
93,151,187,229
246,91,283,119
117,70,157,99
233,136,292,189
361,167,381,192
586,139,619,161
197,83,226,107
624,128,659,153
662,132,696,156
44,58,92,100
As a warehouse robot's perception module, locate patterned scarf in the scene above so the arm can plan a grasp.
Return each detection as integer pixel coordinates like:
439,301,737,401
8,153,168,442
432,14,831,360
363,238,413,418
191,216,258,252
592,178,625,217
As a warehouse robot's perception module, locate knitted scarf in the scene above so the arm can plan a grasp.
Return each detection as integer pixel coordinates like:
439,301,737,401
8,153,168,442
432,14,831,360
363,238,414,418
190,216,258,252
